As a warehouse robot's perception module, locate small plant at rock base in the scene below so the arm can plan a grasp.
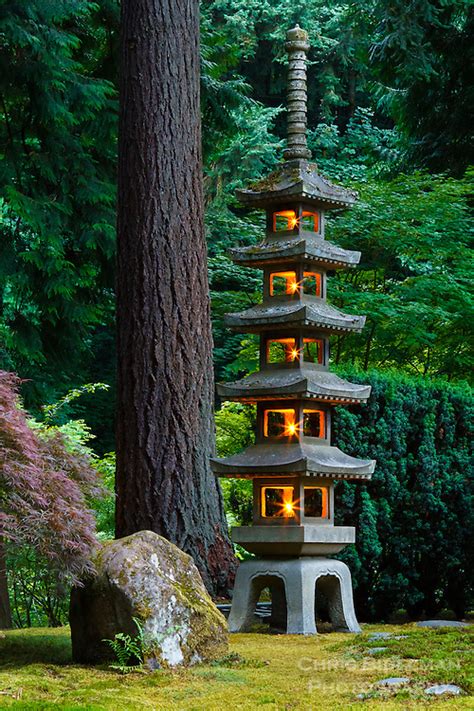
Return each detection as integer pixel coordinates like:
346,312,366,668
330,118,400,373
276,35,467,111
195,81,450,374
103,618,144,674
103,620,185,673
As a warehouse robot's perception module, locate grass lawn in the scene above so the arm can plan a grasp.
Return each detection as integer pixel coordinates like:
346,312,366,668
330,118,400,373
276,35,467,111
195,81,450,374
0,624,472,710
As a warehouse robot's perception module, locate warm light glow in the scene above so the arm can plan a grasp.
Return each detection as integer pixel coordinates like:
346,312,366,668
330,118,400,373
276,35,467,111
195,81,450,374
273,210,319,232
264,409,299,438
273,210,299,232
266,338,299,364
301,211,319,232
270,271,299,296
261,486,297,518
279,487,296,516
285,417,303,437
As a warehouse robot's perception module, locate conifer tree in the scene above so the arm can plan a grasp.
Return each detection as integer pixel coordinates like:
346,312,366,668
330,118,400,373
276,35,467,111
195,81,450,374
115,0,236,594
0,0,117,405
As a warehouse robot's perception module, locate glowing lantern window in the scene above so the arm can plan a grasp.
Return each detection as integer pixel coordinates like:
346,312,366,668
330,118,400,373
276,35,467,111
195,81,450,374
302,272,321,296
267,338,299,364
264,409,297,438
262,486,296,518
300,211,319,232
270,271,298,296
302,409,325,438
303,338,324,364
273,210,298,232
304,487,329,518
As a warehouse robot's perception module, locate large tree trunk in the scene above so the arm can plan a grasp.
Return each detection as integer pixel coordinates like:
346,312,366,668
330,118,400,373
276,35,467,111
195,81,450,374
116,0,236,595
0,541,12,629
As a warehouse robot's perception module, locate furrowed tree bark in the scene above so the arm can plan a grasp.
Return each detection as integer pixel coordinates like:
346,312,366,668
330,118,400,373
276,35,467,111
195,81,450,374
116,0,236,595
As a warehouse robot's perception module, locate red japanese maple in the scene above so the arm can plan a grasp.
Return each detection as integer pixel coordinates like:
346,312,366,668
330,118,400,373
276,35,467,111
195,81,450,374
0,371,101,583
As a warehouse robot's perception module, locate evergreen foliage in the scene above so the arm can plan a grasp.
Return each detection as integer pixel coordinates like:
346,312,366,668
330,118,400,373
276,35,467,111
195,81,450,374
370,0,474,174
215,403,255,528
334,369,473,619
0,0,117,408
203,0,377,128
326,170,474,380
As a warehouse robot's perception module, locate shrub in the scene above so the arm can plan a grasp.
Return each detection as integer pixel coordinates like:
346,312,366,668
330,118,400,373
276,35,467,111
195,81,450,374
0,371,103,625
334,368,473,620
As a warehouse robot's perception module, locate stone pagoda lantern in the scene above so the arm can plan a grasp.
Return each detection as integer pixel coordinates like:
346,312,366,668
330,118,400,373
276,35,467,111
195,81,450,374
211,26,375,634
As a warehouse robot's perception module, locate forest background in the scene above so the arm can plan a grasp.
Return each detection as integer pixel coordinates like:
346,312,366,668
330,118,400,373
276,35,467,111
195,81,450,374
0,0,473,627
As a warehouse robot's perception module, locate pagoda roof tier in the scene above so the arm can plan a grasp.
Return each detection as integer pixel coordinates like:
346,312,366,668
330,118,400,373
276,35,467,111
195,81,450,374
236,159,357,210
230,236,361,269
224,298,366,334
211,441,375,479
218,367,371,403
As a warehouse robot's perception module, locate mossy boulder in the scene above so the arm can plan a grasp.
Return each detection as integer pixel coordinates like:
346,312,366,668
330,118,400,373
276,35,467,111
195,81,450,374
70,530,228,666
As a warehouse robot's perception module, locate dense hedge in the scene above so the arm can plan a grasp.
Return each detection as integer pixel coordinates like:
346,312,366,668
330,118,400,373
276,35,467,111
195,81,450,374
332,369,473,620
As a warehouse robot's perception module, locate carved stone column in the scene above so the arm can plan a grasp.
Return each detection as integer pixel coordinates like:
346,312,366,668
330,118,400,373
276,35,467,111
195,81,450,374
283,25,311,161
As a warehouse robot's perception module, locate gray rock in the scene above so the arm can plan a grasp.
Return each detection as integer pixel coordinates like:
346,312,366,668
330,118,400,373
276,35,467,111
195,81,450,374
417,620,468,628
70,530,228,667
393,635,409,639
146,658,161,671
367,646,388,654
425,684,462,696
368,632,392,640
377,677,410,686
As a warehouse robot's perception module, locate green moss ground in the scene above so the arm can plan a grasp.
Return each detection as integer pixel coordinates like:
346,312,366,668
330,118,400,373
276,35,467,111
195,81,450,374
0,624,472,709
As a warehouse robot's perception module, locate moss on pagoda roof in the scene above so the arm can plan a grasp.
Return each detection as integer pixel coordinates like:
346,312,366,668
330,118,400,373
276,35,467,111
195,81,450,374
236,159,357,209
224,297,366,334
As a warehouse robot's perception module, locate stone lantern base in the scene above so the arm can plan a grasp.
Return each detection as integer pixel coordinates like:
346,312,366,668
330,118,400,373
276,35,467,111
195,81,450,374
228,557,361,635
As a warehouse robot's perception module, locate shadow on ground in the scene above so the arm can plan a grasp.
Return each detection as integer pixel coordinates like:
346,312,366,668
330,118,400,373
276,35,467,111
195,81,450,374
0,627,72,667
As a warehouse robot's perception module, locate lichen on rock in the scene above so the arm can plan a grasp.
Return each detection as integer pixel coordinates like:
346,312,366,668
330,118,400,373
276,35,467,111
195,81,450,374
70,530,228,667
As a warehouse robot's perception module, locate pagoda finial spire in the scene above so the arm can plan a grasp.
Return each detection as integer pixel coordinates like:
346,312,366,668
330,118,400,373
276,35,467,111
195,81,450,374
283,25,311,161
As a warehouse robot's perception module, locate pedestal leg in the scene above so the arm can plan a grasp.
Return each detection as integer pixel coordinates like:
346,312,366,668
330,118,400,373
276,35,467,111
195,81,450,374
285,560,317,634
326,560,361,633
227,562,260,632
